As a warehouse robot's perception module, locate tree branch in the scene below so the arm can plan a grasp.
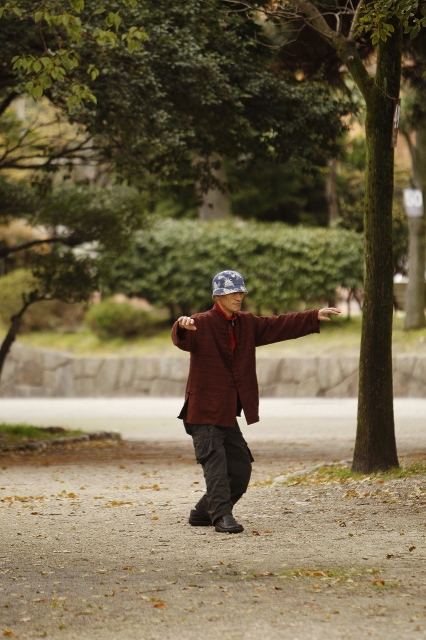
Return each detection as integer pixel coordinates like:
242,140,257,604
348,0,366,41
0,236,83,259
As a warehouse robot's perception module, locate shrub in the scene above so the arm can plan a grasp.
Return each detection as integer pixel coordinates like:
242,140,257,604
85,299,153,339
0,268,85,333
102,219,364,317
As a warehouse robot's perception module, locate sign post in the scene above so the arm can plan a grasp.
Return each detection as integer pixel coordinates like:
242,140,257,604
402,189,426,328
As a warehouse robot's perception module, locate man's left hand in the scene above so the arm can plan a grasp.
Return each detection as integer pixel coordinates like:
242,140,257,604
318,307,341,322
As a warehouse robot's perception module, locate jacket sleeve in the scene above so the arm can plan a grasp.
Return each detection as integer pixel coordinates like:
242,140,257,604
253,309,320,347
171,320,198,353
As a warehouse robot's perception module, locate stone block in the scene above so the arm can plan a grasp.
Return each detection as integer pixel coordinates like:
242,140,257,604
96,359,122,396
118,358,136,388
14,357,44,387
256,359,282,385
339,357,359,379
168,358,190,382
412,358,426,386
42,351,71,371
393,371,412,397
260,382,298,397
54,364,75,396
290,358,318,383
317,358,343,393
74,377,98,397
395,356,417,378
296,375,321,397
150,379,186,396
407,376,426,397
324,371,358,397
74,357,103,379
1,357,17,383
135,358,159,381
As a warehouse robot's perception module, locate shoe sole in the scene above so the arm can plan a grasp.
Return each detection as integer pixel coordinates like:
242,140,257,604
214,525,244,534
188,519,212,526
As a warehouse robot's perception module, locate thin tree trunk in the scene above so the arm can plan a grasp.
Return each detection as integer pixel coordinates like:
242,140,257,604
404,118,426,329
326,158,339,226
0,316,22,381
352,23,402,472
405,216,426,328
197,155,232,220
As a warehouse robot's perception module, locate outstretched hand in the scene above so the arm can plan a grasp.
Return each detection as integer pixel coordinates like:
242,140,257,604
178,316,197,331
318,307,341,322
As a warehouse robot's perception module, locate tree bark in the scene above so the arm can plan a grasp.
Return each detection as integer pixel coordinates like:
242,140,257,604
352,23,402,472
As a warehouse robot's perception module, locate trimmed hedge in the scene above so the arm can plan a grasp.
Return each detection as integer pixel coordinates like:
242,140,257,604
103,219,364,316
85,300,153,339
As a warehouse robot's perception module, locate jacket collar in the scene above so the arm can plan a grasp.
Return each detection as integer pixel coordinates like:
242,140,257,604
213,302,237,322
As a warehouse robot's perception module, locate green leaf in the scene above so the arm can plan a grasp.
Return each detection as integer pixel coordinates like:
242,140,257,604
32,85,43,99
13,6,22,17
34,11,44,23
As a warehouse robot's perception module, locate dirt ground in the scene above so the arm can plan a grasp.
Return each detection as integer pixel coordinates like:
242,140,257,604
1,439,426,640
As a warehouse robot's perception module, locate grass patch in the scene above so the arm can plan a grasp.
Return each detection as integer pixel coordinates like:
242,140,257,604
0,423,83,442
282,461,426,486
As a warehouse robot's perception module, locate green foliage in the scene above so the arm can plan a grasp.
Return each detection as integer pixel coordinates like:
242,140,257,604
0,268,37,322
228,161,329,226
85,299,153,338
102,219,364,316
1,0,147,108
357,1,426,44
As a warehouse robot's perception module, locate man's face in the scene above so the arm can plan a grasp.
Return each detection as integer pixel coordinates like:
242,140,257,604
215,292,245,316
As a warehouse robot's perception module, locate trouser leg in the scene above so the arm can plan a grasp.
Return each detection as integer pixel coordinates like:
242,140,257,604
190,423,253,524
223,424,253,506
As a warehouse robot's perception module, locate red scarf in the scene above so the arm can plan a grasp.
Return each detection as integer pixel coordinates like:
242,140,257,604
215,302,237,351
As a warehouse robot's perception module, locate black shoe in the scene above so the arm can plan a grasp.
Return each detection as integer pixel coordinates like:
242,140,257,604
214,513,244,534
188,509,212,526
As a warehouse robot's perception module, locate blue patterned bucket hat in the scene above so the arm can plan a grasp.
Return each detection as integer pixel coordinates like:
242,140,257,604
212,270,248,297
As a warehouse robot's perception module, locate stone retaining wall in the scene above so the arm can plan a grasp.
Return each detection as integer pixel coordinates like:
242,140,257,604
1,343,426,398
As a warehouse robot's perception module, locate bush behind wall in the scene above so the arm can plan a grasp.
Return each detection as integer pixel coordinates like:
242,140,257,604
102,219,364,318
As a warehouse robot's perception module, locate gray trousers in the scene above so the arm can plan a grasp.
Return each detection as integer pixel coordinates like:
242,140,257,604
186,422,254,524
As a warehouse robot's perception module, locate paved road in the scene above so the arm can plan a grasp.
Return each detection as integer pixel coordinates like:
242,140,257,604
1,397,426,460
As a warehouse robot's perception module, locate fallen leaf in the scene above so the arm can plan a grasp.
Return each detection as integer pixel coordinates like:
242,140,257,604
211,601,224,606
3,631,14,638
386,554,394,559
153,603,166,609
152,516,158,521
67,493,76,499
252,530,260,536
274,586,282,590
33,598,46,603
219,561,224,565
31,512,38,515
372,579,385,586
409,546,416,552
123,567,132,571
19,617,31,622
264,529,272,534
166,580,178,585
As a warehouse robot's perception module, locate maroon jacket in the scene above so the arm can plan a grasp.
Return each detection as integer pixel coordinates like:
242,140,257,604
171,306,320,427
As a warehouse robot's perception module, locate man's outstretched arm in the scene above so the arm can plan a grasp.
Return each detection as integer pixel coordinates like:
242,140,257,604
171,315,198,352
254,307,341,347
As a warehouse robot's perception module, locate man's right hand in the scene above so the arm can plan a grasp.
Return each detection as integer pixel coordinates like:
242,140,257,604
178,316,197,330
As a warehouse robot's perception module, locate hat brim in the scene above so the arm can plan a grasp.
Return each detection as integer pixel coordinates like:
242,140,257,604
212,286,248,297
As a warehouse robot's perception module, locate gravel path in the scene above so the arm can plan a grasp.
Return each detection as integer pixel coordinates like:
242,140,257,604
1,439,426,640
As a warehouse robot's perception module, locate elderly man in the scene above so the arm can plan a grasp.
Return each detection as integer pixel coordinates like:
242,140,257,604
171,270,340,534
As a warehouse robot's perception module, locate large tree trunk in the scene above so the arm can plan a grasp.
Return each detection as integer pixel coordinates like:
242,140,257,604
352,24,402,472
